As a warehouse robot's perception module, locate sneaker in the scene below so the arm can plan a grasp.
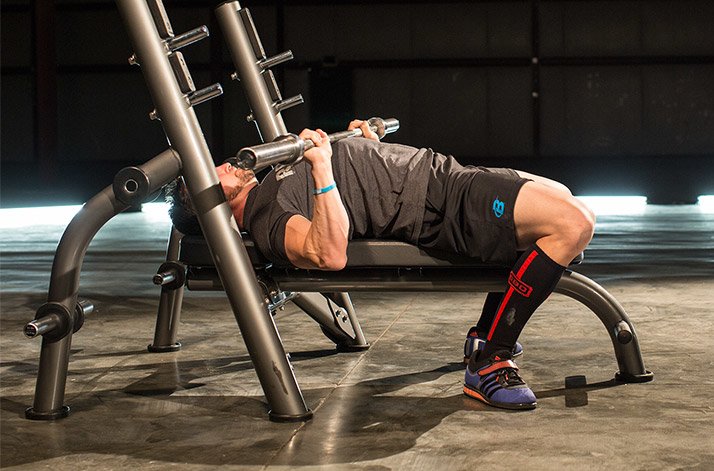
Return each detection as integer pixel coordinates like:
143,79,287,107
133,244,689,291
463,326,523,364
463,350,537,410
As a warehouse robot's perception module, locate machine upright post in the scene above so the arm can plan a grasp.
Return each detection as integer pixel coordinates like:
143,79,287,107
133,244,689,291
215,1,289,142
115,0,311,421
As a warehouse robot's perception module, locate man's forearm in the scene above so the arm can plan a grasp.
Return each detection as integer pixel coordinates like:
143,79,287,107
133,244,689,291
304,162,350,269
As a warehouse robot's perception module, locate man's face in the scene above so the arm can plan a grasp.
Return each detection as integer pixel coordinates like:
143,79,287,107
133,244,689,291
216,162,257,203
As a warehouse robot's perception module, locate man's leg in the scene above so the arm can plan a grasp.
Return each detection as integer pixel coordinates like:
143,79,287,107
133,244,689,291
465,172,586,361
464,292,526,362
464,180,595,409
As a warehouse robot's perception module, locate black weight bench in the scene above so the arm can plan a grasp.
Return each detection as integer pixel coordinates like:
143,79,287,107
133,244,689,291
155,233,652,386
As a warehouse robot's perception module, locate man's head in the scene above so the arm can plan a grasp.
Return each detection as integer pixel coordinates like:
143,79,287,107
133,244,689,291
216,160,258,216
165,162,257,234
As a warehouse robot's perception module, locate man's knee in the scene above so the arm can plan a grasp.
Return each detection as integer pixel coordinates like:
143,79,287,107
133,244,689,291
559,198,596,252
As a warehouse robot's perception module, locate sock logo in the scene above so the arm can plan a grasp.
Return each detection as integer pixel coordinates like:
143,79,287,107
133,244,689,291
508,272,533,297
492,198,505,218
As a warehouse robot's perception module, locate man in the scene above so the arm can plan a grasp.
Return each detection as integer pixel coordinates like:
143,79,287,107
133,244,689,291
168,120,595,411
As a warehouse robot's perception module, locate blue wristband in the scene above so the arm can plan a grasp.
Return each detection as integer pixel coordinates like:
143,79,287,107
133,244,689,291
313,182,336,195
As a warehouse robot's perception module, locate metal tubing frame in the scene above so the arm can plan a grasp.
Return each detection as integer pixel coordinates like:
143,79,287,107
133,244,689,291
150,0,366,383
291,292,368,350
262,268,652,381
215,1,287,142
213,0,366,349
116,0,311,421
27,149,181,419
326,292,368,349
149,226,185,352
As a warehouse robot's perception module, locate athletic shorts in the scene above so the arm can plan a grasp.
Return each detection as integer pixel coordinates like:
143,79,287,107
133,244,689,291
417,153,530,265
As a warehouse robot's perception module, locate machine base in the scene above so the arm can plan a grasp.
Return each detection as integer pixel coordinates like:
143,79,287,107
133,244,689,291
25,405,71,421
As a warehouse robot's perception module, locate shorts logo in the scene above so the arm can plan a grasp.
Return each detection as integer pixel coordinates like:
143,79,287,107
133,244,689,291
492,198,505,218
508,272,533,297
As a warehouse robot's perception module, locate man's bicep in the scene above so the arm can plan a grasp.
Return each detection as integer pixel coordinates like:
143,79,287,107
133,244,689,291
284,214,317,269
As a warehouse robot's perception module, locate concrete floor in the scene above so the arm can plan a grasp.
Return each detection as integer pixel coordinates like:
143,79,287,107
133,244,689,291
1,202,713,470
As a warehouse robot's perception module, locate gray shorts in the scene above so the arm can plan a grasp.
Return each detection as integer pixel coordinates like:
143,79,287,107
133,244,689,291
417,153,530,265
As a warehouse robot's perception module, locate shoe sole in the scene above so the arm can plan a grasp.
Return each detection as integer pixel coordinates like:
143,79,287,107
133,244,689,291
463,384,537,411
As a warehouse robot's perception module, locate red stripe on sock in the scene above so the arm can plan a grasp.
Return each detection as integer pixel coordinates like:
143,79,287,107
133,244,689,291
486,249,539,341
517,250,539,278
487,288,513,341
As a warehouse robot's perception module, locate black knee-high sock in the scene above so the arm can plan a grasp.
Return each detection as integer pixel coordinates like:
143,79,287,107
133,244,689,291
475,292,504,334
479,244,566,360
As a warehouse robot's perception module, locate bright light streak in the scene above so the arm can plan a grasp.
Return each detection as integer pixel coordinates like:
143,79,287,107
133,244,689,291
576,196,648,216
141,202,171,223
697,195,714,214
0,205,83,229
0,202,172,230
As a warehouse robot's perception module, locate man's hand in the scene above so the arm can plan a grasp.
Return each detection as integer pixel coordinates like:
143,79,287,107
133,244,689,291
299,128,332,169
348,119,380,142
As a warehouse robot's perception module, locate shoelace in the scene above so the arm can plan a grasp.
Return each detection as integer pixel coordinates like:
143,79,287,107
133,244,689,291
495,367,526,387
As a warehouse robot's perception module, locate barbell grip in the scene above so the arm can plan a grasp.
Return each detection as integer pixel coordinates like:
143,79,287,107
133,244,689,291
237,117,399,171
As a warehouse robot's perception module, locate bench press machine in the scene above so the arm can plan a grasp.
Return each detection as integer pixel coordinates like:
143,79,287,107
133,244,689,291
23,0,652,422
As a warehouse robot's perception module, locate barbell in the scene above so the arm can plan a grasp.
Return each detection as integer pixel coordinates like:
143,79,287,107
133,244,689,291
233,117,399,172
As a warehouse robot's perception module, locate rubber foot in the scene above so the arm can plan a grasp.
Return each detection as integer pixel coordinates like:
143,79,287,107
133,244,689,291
336,342,371,353
268,408,313,423
615,370,654,383
25,405,70,421
147,342,181,353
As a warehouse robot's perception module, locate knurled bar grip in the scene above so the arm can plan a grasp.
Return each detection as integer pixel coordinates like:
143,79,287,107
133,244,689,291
237,117,400,171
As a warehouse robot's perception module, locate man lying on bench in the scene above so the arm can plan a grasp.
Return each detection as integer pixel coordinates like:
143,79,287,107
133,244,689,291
166,119,596,411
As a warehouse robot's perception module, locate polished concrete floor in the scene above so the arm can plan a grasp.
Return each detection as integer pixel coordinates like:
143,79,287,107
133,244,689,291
1,201,713,470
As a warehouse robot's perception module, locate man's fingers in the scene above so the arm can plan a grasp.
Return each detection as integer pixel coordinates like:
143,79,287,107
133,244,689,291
360,121,379,141
348,119,363,131
299,128,323,145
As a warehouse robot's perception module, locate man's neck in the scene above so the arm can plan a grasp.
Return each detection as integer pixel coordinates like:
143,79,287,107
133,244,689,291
231,181,258,230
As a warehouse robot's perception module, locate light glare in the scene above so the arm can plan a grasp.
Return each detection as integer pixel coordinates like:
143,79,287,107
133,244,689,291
697,195,714,213
576,196,648,216
0,205,83,229
141,202,171,222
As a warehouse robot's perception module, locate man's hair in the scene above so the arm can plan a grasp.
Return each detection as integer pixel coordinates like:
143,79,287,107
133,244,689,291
165,178,202,235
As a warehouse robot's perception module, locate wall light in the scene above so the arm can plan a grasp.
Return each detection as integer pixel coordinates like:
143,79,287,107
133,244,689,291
697,195,714,214
0,205,83,229
140,202,172,223
575,196,648,216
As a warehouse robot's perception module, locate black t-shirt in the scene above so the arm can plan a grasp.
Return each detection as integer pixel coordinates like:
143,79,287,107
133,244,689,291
243,137,433,264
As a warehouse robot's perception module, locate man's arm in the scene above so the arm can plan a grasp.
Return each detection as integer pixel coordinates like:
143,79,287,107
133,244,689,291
284,128,350,270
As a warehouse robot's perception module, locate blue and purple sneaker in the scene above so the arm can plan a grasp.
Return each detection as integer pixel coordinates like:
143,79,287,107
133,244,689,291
464,350,537,410
463,326,523,364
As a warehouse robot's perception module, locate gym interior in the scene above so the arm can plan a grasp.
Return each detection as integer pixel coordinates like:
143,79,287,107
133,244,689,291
1,1,712,469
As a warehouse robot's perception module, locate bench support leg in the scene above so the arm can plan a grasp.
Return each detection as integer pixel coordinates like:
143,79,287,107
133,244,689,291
149,227,184,352
555,270,653,382
292,292,370,351
25,149,183,420
26,187,129,419
326,292,369,350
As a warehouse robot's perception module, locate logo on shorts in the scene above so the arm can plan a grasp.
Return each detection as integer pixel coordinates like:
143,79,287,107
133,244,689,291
492,198,505,218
